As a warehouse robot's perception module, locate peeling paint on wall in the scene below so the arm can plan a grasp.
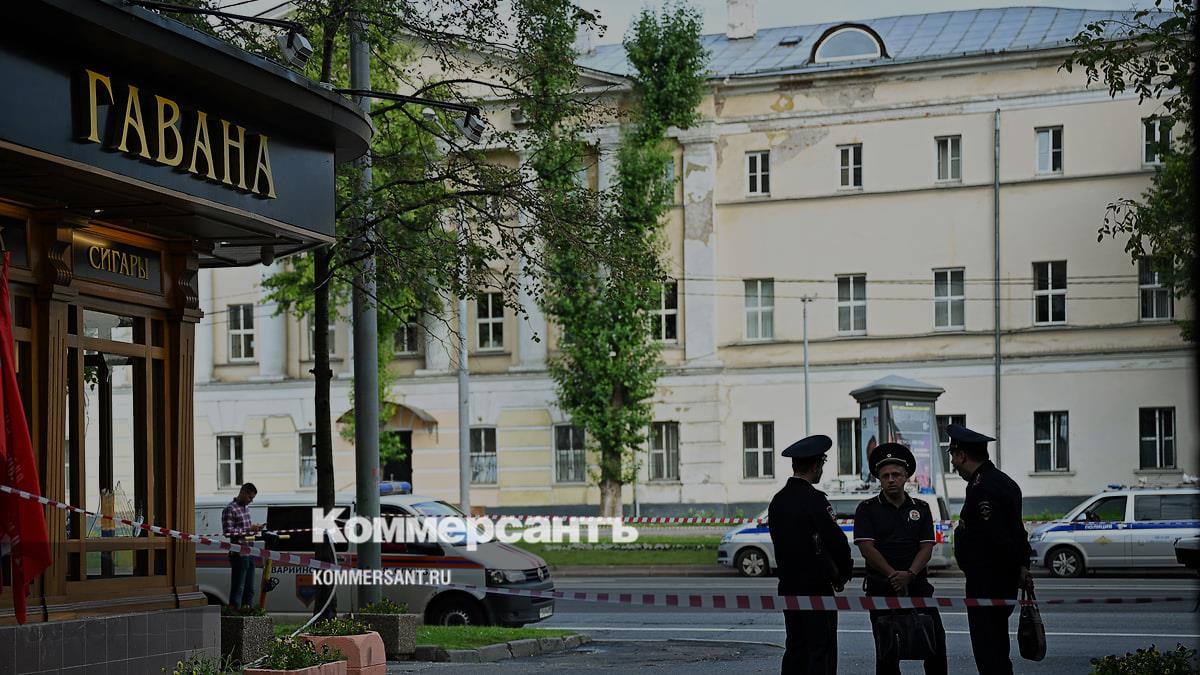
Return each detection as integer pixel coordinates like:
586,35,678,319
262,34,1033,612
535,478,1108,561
812,82,877,109
766,127,831,165
770,94,795,113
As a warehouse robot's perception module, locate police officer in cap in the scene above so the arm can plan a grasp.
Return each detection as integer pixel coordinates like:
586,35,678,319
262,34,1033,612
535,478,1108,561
854,443,947,675
768,434,853,675
946,424,1034,675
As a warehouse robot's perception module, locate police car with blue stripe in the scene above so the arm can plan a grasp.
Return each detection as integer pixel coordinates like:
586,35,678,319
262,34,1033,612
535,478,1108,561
717,488,953,577
1028,485,1200,578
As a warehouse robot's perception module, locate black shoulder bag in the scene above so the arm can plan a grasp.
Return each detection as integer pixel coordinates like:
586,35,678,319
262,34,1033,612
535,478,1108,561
1018,586,1047,661
871,585,937,661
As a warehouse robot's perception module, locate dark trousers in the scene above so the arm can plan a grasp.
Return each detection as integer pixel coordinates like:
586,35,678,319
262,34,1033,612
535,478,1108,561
228,552,256,607
965,575,1018,675
865,577,947,675
782,609,838,674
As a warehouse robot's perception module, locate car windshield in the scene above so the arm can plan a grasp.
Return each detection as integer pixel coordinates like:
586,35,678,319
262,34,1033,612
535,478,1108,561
409,500,483,546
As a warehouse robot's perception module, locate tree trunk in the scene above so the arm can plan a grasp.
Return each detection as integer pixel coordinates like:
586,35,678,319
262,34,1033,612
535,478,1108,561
599,475,622,518
312,246,337,621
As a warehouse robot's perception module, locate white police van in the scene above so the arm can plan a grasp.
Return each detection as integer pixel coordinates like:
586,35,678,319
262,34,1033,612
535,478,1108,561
717,488,953,577
195,485,555,626
1028,485,1200,578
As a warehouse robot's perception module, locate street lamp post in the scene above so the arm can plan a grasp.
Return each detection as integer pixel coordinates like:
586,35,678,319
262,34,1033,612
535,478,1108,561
801,295,813,436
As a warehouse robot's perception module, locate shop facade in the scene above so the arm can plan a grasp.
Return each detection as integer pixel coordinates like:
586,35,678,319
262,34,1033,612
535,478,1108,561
0,0,368,671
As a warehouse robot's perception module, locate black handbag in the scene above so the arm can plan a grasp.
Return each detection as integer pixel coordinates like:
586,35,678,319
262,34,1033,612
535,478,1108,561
873,604,937,661
1018,587,1047,661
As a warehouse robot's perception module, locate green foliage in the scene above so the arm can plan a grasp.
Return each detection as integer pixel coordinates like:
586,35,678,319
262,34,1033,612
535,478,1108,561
623,2,707,138
1089,644,1200,674
262,636,344,669
163,653,236,675
357,597,409,614
307,615,371,636
1063,0,1194,340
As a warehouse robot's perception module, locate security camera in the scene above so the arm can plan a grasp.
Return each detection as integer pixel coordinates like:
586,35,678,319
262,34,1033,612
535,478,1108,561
456,109,486,144
277,29,313,69
260,244,276,267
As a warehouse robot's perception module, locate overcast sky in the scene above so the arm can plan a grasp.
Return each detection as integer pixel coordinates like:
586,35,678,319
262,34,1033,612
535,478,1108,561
583,0,1158,44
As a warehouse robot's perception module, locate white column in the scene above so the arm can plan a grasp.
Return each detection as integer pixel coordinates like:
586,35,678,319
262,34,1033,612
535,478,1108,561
417,297,454,375
679,126,721,366
195,268,213,384
595,127,621,194
339,316,355,379
510,151,548,372
254,262,287,381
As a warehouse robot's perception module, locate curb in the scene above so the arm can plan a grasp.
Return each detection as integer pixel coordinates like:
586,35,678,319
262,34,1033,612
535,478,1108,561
553,565,739,577
411,633,593,663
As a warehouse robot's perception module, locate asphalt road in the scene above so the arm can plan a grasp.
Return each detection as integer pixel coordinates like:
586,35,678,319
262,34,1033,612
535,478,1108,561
389,575,1200,673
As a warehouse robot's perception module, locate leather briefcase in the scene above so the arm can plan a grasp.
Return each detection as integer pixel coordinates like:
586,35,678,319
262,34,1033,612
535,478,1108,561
874,609,937,661
1018,587,1047,661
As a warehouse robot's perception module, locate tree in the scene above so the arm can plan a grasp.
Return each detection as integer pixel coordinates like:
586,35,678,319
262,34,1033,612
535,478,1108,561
539,2,707,516
1063,0,1195,338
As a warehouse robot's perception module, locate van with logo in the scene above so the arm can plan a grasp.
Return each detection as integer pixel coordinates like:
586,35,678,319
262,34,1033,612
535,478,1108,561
1028,486,1200,577
717,489,953,577
195,491,554,626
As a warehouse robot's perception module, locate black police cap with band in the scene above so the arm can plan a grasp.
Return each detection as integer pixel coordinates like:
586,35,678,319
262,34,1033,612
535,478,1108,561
780,434,832,458
868,442,916,478
945,423,995,454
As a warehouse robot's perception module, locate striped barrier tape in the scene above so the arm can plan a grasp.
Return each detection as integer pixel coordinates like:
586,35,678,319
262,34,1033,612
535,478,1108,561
5,485,1191,612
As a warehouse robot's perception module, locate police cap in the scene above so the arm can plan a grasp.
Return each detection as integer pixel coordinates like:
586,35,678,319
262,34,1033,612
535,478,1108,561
868,442,916,477
781,434,832,459
946,423,995,454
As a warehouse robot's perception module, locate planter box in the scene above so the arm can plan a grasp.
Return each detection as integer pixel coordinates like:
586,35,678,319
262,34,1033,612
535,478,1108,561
356,613,419,659
221,614,274,666
302,631,386,672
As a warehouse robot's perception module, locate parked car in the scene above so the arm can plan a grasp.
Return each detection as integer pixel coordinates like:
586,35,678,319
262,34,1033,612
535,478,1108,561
196,490,554,626
1028,486,1200,578
717,488,953,578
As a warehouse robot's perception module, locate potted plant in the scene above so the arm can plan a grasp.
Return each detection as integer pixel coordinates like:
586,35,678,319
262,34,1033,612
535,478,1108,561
353,598,420,660
301,616,386,674
245,636,347,675
220,604,274,666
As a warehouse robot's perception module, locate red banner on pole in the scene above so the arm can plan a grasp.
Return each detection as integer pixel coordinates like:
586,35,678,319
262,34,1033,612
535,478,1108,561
0,251,51,623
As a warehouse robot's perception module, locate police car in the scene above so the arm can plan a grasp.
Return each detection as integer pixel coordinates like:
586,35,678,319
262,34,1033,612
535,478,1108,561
1028,485,1200,578
717,487,953,578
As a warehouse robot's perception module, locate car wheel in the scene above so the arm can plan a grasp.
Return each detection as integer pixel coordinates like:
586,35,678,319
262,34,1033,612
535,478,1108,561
427,595,486,626
735,548,769,578
1047,546,1085,578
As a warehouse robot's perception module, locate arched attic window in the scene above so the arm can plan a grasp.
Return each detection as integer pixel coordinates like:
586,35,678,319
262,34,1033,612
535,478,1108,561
811,24,886,64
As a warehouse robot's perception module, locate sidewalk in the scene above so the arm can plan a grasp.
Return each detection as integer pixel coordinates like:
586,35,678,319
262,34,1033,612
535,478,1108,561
551,564,970,578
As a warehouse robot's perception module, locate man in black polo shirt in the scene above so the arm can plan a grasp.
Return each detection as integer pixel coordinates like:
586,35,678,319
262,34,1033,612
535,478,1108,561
854,443,947,675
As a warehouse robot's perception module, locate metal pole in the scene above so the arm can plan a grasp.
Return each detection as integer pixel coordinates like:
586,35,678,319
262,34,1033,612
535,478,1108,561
350,6,381,606
993,109,1002,468
802,296,812,436
457,217,471,516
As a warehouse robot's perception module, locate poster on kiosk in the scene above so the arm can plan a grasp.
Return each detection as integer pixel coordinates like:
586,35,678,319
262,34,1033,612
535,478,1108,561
851,375,948,498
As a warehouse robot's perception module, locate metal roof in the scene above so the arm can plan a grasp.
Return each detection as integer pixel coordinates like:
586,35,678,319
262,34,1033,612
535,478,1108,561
577,6,1168,79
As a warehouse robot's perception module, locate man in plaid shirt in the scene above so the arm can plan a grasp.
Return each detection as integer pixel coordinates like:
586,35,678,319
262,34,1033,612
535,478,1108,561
221,483,262,607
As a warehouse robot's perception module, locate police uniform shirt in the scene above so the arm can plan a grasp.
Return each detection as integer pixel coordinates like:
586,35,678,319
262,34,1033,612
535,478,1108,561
768,477,853,595
955,460,1034,584
853,494,935,579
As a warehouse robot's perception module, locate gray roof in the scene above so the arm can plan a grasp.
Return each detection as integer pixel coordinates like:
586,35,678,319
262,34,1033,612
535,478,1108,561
577,6,1166,79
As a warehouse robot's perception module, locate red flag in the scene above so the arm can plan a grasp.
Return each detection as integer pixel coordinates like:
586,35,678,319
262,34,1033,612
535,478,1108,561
0,251,51,623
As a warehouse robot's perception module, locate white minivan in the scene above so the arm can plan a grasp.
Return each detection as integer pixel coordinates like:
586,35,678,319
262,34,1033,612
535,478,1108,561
195,492,555,626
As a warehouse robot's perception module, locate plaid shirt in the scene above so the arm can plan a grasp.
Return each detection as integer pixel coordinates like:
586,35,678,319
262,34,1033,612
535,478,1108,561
222,499,253,540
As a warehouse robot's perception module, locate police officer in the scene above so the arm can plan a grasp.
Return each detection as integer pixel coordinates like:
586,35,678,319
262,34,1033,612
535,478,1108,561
854,443,948,675
946,424,1034,675
768,434,853,675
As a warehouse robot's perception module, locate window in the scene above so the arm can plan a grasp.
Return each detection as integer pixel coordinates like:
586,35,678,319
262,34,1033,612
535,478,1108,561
937,414,966,471
838,144,862,188
743,422,774,479
555,425,586,483
836,418,861,476
1134,494,1200,521
1036,126,1063,173
649,422,680,481
933,268,965,330
1033,261,1066,325
936,136,961,181
299,432,316,487
228,304,255,361
1078,495,1127,522
744,279,774,340
813,26,883,62
308,317,335,360
746,151,770,195
469,428,497,484
217,435,243,488
1034,411,1069,472
393,318,421,355
837,274,866,335
652,280,679,342
1139,407,1176,470
1143,117,1172,164
1139,259,1174,321
476,292,504,350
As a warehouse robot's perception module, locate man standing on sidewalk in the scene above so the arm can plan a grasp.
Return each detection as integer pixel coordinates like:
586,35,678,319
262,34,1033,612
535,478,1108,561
854,443,947,675
768,434,852,674
947,424,1034,675
222,482,262,608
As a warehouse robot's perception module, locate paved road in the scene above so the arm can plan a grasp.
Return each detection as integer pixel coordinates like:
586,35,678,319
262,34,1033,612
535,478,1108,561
389,575,1199,673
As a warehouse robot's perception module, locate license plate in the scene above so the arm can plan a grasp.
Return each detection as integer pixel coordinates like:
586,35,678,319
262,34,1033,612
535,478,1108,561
539,606,553,618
